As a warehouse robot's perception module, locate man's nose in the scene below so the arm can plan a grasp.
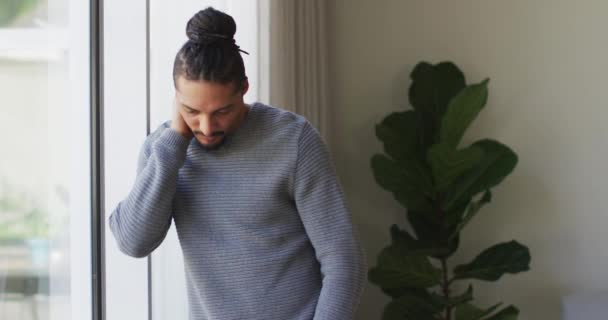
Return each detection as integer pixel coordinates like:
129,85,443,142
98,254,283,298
198,115,216,136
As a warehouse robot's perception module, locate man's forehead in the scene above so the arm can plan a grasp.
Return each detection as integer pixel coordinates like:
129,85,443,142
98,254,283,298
175,83,237,112
176,96,234,112
176,76,237,96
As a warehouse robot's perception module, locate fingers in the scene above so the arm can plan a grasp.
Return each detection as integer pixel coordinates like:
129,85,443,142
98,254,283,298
171,96,193,138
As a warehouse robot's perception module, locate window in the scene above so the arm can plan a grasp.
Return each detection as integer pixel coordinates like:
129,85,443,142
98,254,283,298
2,1,268,319
0,0,92,319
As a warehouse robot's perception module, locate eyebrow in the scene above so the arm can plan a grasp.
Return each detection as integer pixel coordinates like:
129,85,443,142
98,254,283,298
182,103,234,113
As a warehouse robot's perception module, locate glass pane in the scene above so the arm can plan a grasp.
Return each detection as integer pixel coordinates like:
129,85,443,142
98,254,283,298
0,0,92,319
148,1,259,319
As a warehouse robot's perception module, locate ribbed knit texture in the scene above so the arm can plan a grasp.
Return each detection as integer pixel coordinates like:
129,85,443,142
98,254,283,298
109,102,367,320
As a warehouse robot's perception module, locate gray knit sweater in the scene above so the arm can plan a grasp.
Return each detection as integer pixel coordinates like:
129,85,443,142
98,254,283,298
109,102,367,320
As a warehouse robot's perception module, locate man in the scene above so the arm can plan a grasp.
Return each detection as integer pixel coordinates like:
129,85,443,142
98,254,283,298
109,7,366,320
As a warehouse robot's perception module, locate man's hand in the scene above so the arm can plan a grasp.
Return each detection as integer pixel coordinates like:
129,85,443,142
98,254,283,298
171,97,193,138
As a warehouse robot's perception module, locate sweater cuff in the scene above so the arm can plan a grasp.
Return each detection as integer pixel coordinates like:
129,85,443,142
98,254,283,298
152,128,191,167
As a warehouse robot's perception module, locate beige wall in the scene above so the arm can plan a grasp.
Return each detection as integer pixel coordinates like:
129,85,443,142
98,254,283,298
327,1,608,319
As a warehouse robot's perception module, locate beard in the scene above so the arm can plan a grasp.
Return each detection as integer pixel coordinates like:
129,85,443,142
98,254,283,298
197,138,225,150
194,132,227,151
192,107,248,151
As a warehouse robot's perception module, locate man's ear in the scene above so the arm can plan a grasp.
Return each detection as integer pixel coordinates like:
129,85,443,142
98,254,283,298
240,78,249,96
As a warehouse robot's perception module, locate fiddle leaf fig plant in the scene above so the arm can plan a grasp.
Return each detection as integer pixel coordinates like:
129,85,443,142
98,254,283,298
368,61,530,320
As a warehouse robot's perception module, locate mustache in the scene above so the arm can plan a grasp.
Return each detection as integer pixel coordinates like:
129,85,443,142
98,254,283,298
193,131,225,137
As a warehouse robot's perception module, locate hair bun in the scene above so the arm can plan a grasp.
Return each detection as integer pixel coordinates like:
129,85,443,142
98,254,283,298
186,7,236,46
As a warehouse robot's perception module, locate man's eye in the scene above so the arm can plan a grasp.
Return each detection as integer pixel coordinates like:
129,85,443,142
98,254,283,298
217,109,231,115
185,109,197,114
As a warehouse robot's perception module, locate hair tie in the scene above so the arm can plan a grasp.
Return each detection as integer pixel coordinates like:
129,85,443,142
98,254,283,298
192,32,250,55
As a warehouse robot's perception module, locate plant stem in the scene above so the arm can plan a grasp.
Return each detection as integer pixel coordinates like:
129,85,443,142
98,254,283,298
436,195,452,320
441,258,451,320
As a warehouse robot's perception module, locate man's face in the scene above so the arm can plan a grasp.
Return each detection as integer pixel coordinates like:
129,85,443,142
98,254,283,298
175,76,250,150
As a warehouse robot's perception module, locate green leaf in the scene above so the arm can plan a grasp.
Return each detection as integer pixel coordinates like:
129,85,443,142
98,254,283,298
456,303,484,320
381,287,444,307
431,284,474,309
444,139,518,210
484,305,519,320
368,243,442,289
381,286,424,300
389,224,417,246
371,154,434,210
389,224,448,257
427,143,484,191
444,197,472,230
455,302,502,320
408,209,460,259
449,191,492,240
454,241,531,281
376,111,419,162
409,61,467,118
382,292,443,320
440,79,490,148
449,285,475,307
409,61,467,148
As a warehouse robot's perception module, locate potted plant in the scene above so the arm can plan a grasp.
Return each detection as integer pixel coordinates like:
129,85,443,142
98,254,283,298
368,61,531,320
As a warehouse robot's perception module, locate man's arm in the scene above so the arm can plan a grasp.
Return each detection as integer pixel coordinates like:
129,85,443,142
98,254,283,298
293,121,367,320
109,125,190,258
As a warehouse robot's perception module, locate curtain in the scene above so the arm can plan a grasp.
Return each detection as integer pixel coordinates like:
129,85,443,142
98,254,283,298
268,0,331,142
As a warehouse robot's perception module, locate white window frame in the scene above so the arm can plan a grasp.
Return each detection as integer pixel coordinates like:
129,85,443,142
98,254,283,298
103,0,150,319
